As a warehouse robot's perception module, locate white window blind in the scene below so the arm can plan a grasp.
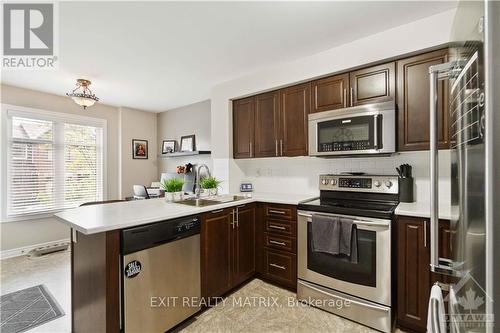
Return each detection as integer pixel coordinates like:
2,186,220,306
6,111,104,217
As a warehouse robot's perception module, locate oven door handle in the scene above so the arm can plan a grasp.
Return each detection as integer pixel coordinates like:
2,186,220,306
298,212,390,228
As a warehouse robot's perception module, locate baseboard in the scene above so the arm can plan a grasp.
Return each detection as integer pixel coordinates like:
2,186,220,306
0,238,71,260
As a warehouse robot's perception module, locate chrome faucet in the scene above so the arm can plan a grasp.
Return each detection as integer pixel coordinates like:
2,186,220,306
195,164,211,198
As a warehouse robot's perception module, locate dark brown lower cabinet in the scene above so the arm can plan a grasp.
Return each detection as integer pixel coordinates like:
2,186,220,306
256,203,297,290
201,208,233,298
201,204,256,298
262,248,297,289
397,216,430,332
397,216,454,332
232,205,256,286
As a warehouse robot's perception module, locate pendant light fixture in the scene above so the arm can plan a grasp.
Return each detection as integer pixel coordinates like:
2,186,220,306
66,79,99,109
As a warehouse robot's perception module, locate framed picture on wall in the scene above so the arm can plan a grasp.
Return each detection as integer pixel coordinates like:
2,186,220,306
162,140,177,154
180,135,196,152
132,139,148,159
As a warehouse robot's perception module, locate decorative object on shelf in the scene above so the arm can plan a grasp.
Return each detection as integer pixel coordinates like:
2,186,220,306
160,177,184,202
162,140,177,154
180,134,196,152
66,79,99,109
176,163,193,174
200,176,222,196
397,164,414,203
132,139,148,159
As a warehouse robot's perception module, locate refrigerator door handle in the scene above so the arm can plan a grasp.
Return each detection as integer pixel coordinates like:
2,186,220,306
429,62,456,274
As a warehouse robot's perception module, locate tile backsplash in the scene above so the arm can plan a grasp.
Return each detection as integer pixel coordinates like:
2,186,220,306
231,150,451,204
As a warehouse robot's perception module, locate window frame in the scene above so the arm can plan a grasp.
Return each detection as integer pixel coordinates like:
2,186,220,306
1,104,107,222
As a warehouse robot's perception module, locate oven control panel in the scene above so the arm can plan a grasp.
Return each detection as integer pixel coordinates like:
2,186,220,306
319,174,399,194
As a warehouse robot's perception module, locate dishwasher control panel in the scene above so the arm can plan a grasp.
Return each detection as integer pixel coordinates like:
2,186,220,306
175,218,200,233
121,215,201,255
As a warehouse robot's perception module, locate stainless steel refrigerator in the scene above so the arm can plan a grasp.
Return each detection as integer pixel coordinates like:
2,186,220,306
427,1,499,332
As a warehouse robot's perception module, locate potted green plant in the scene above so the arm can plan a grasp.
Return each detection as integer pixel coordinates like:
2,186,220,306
200,176,222,196
160,177,185,201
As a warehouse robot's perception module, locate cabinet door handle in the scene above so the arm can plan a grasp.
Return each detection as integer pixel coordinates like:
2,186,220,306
249,142,253,157
235,207,239,228
350,87,354,106
211,209,223,214
280,139,283,156
424,220,427,248
343,88,347,107
270,263,286,270
269,224,286,230
269,209,285,215
269,240,286,246
231,209,235,229
275,140,278,156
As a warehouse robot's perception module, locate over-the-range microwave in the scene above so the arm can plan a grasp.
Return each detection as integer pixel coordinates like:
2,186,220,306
308,101,396,157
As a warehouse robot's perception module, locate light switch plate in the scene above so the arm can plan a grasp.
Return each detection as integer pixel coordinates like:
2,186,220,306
240,183,253,192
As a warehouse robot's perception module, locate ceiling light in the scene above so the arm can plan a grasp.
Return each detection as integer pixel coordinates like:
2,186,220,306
66,79,99,109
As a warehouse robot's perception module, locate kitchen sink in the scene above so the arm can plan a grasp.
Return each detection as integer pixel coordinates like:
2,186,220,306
175,198,220,207
207,195,247,203
175,195,247,207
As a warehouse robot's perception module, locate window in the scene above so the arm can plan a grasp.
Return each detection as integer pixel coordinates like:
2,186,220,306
2,106,106,218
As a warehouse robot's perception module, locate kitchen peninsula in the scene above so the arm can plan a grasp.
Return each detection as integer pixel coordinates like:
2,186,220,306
55,193,315,332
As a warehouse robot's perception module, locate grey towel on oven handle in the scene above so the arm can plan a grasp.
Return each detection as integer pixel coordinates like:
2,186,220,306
339,217,358,264
311,214,340,255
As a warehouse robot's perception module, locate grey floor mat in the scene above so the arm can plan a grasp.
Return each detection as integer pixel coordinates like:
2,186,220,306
0,285,64,333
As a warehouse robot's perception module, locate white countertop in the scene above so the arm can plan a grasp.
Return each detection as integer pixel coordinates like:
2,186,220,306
395,201,459,220
55,192,316,235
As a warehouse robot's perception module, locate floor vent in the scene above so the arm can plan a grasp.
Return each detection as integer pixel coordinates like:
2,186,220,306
28,241,70,257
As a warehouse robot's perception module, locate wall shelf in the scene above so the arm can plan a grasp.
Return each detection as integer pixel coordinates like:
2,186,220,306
157,150,211,158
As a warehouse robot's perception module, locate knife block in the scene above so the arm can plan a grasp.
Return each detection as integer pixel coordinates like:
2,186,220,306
399,177,414,203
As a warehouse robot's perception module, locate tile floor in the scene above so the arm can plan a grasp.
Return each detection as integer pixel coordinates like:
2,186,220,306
1,251,401,333
1,251,71,333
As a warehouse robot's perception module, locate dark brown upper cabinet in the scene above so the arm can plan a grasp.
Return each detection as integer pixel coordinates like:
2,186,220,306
311,73,349,113
254,91,280,158
397,49,450,151
350,62,396,106
279,83,310,157
233,97,255,158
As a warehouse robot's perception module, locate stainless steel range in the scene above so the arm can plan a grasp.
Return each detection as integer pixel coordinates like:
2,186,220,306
297,174,399,332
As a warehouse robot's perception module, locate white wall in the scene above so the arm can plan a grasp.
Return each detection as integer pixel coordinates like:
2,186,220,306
209,9,456,203
119,107,158,198
0,84,157,252
157,100,212,175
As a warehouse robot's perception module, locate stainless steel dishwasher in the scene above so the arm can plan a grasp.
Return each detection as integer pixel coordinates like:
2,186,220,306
121,215,201,333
